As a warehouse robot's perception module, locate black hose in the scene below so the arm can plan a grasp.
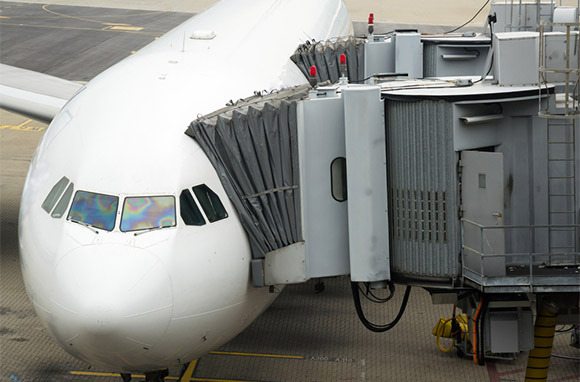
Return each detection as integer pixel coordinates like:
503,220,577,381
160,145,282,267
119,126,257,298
444,0,491,34
478,300,488,365
351,282,412,333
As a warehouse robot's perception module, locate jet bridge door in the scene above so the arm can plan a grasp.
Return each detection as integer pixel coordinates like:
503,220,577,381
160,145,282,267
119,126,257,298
461,151,506,277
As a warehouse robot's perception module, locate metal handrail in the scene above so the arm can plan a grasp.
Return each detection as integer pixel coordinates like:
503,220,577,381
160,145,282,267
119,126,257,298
460,219,580,286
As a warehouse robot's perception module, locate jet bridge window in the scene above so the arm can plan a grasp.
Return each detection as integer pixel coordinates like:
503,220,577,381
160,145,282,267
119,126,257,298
331,157,348,202
121,196,176,232
180,190,206,226
67,191,118,231
192,184,228,223
42,176,70,214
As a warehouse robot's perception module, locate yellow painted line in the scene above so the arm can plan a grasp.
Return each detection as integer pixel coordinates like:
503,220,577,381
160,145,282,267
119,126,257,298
70,371,135,378
0,22,158,36
0,119,46,132
209,350,305,360
106,25,144,32
180,360,198,382
70,371,252,382
0,16,11,19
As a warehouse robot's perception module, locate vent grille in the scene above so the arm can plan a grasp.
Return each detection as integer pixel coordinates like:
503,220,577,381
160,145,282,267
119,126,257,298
392,189,448,243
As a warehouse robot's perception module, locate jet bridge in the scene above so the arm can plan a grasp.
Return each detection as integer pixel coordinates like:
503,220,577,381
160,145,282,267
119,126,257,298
187,76,578,294
187,16,580,368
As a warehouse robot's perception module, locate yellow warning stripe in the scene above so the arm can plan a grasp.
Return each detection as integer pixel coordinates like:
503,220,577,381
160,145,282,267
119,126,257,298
180,360,198,382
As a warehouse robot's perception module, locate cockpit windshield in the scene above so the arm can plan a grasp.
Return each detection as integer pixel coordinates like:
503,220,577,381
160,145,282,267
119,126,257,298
120,196,176,232
67,191,119,231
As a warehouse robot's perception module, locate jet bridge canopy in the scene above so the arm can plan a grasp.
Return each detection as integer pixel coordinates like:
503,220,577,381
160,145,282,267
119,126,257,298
186,85,310,263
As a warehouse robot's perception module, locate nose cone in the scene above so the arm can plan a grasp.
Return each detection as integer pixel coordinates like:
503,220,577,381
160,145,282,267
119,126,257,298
50,244,173,370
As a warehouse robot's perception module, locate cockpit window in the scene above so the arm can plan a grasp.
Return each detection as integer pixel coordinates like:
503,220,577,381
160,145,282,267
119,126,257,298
42,176,69,213
180,190,206,226
120,196,176,232
192,184,228,223
67,191,119,231
51,183,74,218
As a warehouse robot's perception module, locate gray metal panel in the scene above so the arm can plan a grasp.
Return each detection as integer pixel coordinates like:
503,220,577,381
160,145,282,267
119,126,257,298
394,32,423,79
487,311,520,353
298,92,351,278
423,43,490,78
343,86,390,282
385,99,460,280
264,242,307,285
364,38,395,79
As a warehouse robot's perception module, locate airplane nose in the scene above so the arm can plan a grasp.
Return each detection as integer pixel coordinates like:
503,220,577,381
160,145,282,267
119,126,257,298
51,244,173,369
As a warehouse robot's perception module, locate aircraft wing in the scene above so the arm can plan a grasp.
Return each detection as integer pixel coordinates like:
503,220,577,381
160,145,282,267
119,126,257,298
0,64,83,123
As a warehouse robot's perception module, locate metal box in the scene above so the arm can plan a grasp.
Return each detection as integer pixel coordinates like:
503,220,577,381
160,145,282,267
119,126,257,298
395,32,423,79
423,40,491,77
493,32,539,86
485,308,533,353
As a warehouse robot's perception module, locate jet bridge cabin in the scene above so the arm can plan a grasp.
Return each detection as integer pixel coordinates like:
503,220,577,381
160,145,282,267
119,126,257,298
187,79,579,294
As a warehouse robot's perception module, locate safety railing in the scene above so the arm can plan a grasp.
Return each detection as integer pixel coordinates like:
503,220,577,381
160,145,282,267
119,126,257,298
539,21,580,118
461,218,580,291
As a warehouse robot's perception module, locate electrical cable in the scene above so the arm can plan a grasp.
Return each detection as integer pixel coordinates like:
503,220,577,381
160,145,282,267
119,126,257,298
351,282,412,333
472,13,496,85
444,0,491,34
358,285,389,304
363,282,396,303
358,286,390,304
478,299,488,365
472,297,485,365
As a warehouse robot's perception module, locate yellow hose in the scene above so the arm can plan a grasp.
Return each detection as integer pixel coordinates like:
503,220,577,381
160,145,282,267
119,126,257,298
524,302,558,382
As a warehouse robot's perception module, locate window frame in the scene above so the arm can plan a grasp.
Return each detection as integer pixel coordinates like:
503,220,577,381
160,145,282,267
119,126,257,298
330,157,348,202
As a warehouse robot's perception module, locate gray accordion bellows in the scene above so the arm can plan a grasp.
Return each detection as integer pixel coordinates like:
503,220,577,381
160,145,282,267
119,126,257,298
290,37,365,83
385,99,460,280
186,85,310,260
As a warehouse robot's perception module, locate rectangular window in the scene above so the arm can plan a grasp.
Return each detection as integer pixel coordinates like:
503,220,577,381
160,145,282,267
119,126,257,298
121,196,176,232
67,191,118,231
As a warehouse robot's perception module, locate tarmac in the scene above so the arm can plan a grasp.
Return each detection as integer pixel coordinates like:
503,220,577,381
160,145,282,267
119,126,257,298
1,2,579,381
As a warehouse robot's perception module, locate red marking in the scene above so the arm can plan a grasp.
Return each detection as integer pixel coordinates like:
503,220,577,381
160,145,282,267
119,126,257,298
309,65,317,77
339,53,346,65
368,13,374,25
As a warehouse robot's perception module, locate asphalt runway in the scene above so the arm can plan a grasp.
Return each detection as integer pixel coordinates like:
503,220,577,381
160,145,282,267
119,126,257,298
1,2,579,381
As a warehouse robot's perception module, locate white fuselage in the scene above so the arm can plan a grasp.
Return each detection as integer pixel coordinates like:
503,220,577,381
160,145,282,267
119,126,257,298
18,0,351,372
